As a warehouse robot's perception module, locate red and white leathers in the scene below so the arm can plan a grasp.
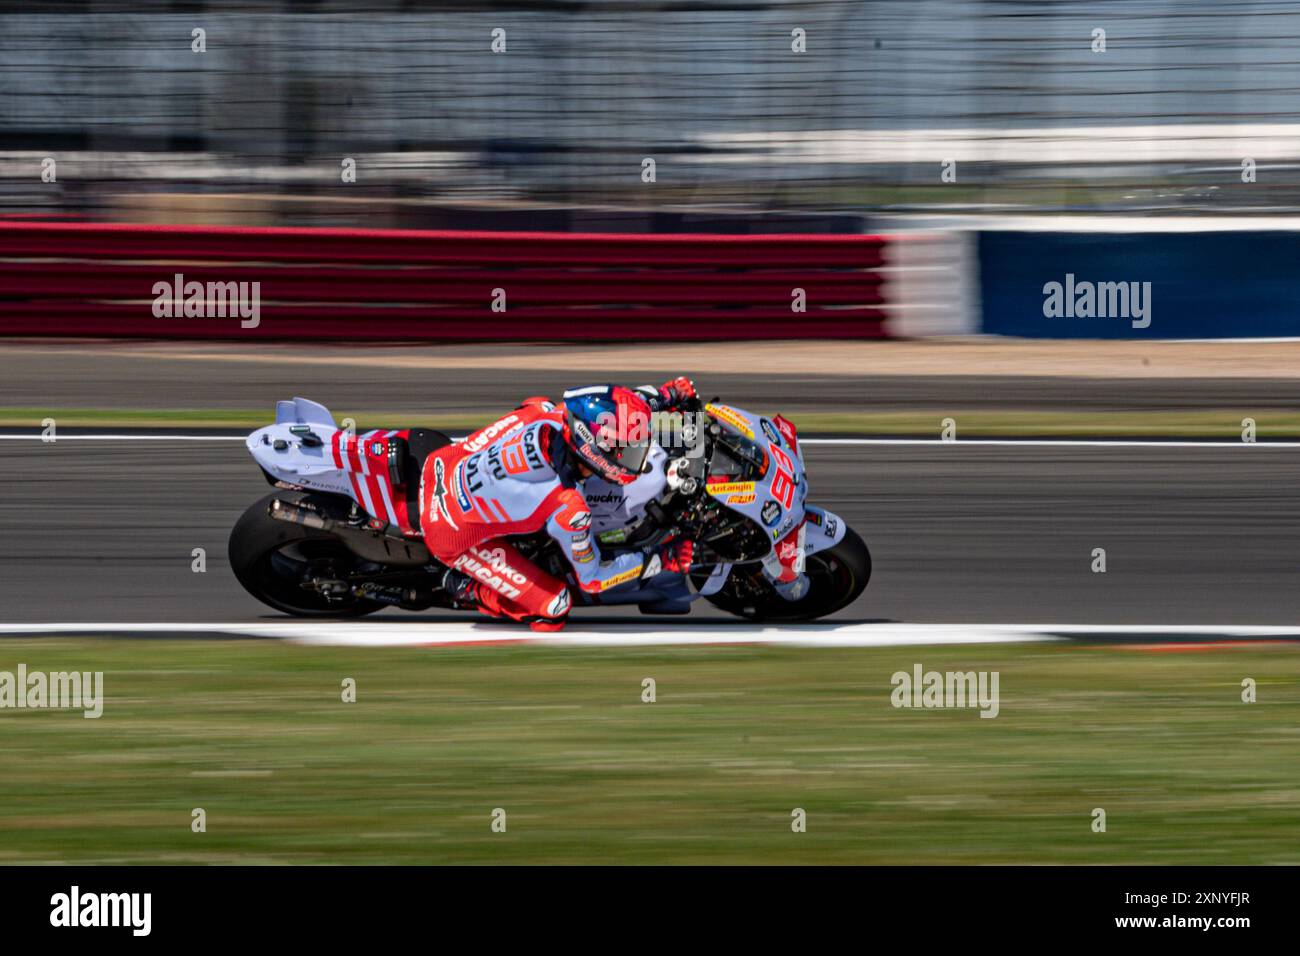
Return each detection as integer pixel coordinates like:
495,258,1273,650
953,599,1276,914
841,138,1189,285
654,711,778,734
418,400,652,631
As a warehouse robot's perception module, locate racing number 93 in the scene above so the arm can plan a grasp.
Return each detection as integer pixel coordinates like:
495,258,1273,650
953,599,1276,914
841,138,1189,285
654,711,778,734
768,445,796,510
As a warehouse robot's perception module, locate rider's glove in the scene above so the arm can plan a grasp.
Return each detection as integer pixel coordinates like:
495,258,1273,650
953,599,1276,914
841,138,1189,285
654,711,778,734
641,538,694,580
659,539,694,575
658,376,697,408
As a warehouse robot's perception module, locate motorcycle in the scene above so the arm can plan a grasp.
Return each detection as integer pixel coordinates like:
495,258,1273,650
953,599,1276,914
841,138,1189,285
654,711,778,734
228,395,871,622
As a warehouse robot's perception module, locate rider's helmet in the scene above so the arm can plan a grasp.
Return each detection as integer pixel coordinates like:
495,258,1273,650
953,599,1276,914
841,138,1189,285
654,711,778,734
561,385,654,485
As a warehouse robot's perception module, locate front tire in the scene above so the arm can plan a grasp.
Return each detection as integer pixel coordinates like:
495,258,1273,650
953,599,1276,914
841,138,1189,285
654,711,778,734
702,526,871,623
228,491,385,618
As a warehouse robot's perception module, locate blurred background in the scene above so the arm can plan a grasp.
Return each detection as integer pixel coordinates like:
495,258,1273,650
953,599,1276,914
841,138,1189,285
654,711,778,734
4,0,1298,231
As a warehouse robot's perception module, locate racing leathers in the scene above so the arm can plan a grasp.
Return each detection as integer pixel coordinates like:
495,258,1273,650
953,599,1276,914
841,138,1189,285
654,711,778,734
419,389,692,631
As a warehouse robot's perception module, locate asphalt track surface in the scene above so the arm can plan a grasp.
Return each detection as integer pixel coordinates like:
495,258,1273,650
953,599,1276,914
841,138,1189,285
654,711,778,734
3,437,1298,626
4,346,1300,415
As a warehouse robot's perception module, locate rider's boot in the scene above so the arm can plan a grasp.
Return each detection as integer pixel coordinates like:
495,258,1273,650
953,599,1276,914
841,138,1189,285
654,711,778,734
525,616,567,633
439,568,480,609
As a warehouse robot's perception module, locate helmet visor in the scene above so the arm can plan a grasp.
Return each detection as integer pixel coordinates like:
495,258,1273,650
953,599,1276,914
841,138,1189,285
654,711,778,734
607,435,651,475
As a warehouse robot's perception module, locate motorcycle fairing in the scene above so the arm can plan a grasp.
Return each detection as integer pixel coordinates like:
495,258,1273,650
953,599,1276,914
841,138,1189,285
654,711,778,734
249,399,417,530
275,396,336,428
703,403,808,556
802,505,847,554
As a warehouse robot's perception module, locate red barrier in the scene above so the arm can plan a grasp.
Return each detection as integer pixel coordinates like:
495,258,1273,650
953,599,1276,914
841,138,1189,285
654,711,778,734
0,222,892,341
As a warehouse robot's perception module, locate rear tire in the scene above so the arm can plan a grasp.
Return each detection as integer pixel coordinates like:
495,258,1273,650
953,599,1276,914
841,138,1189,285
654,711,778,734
228,491,385,618
702,526,871,623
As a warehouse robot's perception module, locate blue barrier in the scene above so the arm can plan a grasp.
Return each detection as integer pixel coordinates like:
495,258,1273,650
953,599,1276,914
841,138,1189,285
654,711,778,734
978,231,1300,338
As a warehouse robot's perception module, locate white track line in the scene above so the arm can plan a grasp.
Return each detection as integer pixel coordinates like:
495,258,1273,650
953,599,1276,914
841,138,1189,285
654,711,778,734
0,621,1054,648
1,433,1298,449
1,621,1298,648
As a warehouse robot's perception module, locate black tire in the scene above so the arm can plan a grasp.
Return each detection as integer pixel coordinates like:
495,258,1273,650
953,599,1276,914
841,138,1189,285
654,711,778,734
702,526,871,623
228,491,384,618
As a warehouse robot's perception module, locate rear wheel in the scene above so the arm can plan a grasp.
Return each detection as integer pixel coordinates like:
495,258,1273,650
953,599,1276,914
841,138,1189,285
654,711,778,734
228,491,385,617
701,527,871,623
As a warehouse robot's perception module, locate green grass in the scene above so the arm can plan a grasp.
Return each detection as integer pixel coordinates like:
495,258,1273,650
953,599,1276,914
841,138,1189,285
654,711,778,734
5,407,1300,438
1,639,1297,864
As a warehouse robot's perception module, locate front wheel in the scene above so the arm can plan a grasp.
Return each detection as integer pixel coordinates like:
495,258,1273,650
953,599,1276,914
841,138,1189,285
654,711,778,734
700,527,871,623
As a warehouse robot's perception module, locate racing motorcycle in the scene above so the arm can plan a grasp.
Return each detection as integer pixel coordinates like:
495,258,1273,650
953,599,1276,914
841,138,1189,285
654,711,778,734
228,396,871,622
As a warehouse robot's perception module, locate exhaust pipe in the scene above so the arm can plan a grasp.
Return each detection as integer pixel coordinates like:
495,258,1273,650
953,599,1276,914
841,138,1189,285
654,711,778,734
270,497,330,531
269,497,432,567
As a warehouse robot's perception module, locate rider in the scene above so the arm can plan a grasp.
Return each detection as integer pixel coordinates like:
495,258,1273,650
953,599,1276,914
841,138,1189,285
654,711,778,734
419,377,697,631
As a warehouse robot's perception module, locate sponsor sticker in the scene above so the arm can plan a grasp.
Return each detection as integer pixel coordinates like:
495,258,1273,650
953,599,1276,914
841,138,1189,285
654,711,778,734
772,521,807,580
772,414,800,454
461,414,522,453
452,551,523,599
726,492,756,505
760,419,781,446
706,479,756,497
705,403,755,440
597,527,628,545
470,545,529,584
641,553,663,579
578,441,625,482
598,566,642,591
546,590,571,617
761,499,782,526
453,461,472,512
429,457,459,530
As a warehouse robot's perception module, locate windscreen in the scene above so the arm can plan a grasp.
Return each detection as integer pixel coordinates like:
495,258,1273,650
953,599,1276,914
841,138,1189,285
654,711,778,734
707,430,768,483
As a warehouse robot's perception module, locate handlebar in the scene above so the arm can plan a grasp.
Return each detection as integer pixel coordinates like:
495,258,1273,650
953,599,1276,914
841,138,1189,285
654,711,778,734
677,395,706,416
